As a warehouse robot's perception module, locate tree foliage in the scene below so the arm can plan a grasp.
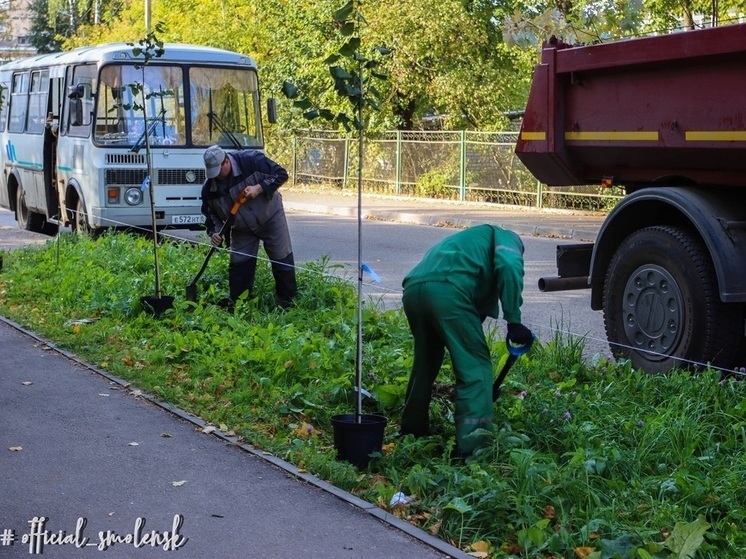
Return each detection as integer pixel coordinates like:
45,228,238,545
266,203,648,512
25,0,746,131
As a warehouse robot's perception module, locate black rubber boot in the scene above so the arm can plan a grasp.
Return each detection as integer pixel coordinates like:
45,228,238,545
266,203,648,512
271,252,297,308
229,259,257,302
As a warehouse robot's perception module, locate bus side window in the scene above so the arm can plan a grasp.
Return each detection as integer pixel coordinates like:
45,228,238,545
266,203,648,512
0,83,9,132
26,70,49,134
67,64,96,137
8,72,29,133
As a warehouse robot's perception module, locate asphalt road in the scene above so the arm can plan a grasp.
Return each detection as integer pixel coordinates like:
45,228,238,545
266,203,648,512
168,211,610,361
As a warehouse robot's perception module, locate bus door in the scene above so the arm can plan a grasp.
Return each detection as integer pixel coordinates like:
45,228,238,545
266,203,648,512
43,76,62,222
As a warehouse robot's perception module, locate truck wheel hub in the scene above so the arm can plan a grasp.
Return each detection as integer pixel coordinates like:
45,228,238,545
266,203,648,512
622,265,683,362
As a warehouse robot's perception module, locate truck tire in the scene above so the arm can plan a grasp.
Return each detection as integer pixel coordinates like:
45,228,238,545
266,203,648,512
602,225,742,373
16,185,45,233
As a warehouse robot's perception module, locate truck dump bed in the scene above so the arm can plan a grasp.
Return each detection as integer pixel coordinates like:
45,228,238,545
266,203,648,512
515,24,746,188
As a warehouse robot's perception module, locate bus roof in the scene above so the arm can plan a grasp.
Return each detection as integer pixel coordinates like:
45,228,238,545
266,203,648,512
0,43,258,71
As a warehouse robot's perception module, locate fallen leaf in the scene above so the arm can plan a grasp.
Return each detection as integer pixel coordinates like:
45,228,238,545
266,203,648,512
202,426,216,434
466,553,488,558
98,393,110,397
160,433,172,438
172,480,187,487
382,442,395,452
128,442,139,446
544,504,557,519
297,468,308,474
8,446,22,452
219,423,228,431
21,381,33,386
428,520,442,536
470,541,490,552
574,547,595,558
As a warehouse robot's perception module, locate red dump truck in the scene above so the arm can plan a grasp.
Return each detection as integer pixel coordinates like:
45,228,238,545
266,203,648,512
516,23,746,373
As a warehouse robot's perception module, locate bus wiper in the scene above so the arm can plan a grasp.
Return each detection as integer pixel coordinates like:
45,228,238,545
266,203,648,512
131,108,167,154
207,111,243,150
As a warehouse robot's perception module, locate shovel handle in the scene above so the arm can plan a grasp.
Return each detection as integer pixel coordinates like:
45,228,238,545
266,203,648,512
187,188,253,292
492,335,535,402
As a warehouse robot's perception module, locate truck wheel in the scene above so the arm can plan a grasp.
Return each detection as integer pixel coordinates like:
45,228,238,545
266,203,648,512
15,186,45,233
603,225,742,373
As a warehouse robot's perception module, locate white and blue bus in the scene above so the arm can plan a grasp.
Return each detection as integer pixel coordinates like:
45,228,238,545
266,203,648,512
0,42,275,235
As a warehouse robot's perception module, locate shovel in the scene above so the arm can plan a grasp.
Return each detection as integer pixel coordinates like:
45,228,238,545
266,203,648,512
185,189,251,303
492,334,535,402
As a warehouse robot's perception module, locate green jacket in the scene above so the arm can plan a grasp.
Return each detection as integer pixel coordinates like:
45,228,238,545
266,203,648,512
402,225,525,323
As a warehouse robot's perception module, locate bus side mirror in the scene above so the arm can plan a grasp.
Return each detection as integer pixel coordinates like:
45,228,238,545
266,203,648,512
68,84,85,127
266,98,276,124
69,98,83,126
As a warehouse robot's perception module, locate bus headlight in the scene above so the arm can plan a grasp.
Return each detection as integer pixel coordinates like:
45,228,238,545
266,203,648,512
124,187,143,206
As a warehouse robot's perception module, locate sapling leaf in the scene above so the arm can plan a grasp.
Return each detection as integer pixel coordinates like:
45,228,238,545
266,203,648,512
330,66,353,80
323,54,341,65
318,109,335,121
339,37,361,57
340,22,355,37
292,98,313,110
281,81,299,99
333,0,354,22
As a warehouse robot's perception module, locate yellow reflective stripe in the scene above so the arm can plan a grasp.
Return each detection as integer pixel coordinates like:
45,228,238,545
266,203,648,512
565,131,659,141
686,131,746,141
520,132,546,141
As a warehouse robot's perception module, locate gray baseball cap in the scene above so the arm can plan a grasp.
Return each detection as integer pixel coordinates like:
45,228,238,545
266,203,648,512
204,145,226,179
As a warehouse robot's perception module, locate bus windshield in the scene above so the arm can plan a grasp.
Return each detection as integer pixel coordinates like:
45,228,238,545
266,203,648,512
95,64,262,149
96,64,185,147
190,67,261,148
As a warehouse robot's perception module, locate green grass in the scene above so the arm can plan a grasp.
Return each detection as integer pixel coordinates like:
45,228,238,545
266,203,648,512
2,232,746,559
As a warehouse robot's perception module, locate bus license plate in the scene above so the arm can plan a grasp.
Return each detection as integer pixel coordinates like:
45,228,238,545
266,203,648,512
171,214,203,225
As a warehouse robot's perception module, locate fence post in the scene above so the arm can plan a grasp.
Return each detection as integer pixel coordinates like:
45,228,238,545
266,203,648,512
292,134,298,186
459,130,467,201
536,180,543,208
343,137,350,190
396,131,402,195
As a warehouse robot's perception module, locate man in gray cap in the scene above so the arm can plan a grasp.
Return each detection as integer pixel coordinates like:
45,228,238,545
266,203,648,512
200,145,297,308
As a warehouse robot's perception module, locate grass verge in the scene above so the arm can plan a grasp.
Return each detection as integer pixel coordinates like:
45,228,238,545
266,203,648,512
1,233,746,558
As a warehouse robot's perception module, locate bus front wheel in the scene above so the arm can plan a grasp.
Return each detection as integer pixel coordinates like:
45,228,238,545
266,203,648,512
16,186,45,233
72,197,99,237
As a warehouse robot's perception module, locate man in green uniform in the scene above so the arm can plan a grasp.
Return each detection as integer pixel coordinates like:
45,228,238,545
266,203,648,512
400,224,533,456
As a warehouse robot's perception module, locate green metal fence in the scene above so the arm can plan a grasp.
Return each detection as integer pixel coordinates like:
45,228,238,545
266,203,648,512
284,130,624,212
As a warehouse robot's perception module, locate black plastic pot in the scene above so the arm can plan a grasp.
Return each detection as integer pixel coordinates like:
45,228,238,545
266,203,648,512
331,413,388,469
140,295,175,317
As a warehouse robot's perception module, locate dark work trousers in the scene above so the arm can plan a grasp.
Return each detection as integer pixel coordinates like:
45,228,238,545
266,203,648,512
400,281,494,454
228,205,297,307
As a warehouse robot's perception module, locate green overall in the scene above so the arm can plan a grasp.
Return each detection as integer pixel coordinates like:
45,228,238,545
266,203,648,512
400,225,524,454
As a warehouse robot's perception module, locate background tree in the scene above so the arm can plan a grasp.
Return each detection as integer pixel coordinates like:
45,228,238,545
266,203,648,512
27,0,64,53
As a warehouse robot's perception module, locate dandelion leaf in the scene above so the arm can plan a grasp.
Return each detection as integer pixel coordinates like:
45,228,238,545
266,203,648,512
664,516,710,559
599,534,635,558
